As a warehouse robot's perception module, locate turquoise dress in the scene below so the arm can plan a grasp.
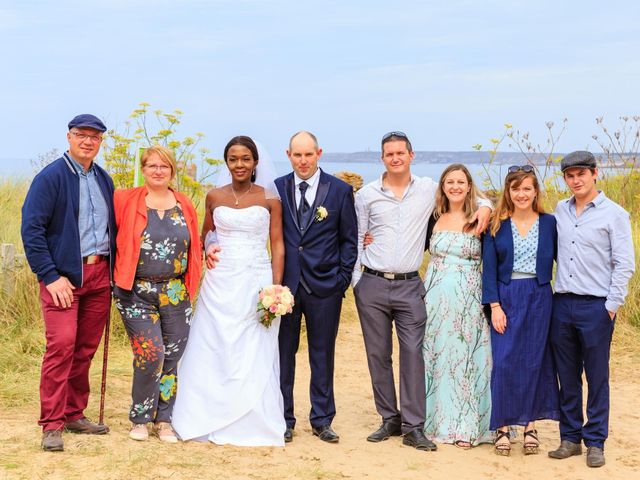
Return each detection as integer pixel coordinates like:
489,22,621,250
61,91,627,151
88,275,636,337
422,231,492,445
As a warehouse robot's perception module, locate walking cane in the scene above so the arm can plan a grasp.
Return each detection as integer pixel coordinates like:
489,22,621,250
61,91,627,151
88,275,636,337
98,314,111,425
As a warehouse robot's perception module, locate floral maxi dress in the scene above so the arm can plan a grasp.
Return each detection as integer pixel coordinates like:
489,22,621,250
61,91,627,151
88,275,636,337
422,231,492,445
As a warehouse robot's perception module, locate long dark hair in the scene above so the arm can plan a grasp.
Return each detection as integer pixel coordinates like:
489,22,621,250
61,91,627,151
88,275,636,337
224,135,259,182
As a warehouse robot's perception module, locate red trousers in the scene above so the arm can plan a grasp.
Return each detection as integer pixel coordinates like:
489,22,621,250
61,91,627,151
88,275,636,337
38,262,111,431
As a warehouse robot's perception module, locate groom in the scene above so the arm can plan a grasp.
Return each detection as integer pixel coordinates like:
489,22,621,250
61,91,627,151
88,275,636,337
275,131,358,443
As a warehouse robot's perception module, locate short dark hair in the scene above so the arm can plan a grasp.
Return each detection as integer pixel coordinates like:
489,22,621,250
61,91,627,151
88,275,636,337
224,136,259,182
381,131,412,153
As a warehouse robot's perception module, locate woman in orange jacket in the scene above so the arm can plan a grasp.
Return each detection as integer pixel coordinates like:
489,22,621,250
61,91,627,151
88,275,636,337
113,145,202,443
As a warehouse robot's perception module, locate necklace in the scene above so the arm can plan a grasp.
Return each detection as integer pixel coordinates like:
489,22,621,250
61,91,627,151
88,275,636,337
231,183,253,206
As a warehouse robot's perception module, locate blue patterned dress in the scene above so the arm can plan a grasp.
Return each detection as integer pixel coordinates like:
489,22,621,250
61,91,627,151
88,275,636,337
423,231,492,445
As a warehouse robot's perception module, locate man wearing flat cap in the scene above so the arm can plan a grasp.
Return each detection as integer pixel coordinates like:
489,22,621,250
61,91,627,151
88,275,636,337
21,114,116,452
548,150,635,467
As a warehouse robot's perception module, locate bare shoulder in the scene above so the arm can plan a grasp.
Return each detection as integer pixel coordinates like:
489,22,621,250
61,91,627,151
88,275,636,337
207,185,228,202
266,195,282,212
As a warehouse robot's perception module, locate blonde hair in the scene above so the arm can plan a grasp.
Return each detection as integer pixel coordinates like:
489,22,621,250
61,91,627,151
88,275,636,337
434,164,486,232
141,145,177,180
490,170,545,236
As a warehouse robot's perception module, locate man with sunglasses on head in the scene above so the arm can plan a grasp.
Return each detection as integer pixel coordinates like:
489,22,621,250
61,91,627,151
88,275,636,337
351,132,492,450
21,114,116,452
547,151,634,468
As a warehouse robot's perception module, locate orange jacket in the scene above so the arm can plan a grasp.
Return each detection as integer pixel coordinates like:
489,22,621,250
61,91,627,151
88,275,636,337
113,187,202,300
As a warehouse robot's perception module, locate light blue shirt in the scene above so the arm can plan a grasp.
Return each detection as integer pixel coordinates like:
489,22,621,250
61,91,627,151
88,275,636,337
511,217,538,275
554,191,635,313
66,152,110,257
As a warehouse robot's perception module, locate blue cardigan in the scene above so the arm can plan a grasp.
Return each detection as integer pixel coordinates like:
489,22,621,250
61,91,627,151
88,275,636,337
21,154,116,287
481,213,556,304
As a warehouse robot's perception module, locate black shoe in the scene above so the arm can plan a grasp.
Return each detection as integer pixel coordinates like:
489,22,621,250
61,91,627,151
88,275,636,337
548,440,582,459
367,420,402,442
586,446,605,468
284,427,293,443
312,424,339,443
402,429,437,451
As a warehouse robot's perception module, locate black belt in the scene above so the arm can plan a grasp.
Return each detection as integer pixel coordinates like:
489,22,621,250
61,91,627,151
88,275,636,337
363,266,419,281
555,292,605,301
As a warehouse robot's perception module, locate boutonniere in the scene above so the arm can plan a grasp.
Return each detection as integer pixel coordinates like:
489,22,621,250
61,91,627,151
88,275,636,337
315,206,328,222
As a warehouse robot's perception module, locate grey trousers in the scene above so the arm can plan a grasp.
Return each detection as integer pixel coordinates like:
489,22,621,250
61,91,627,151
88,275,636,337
354,272,427,433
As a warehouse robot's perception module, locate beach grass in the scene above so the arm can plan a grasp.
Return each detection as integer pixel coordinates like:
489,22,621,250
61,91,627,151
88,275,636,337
1,174,639,478
1,175,639,388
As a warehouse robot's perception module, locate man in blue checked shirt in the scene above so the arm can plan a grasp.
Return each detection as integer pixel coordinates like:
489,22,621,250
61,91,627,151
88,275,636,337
547,150,635,468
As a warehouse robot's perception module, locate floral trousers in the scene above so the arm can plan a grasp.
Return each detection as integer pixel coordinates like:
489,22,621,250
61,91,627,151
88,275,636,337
114,277,192,424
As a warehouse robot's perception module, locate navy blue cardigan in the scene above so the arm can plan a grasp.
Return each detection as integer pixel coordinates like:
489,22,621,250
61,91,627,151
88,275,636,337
21,154,116,287
481,213,556,304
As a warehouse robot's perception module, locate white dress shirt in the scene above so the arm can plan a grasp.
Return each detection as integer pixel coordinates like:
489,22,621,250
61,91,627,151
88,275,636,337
294,167,321,208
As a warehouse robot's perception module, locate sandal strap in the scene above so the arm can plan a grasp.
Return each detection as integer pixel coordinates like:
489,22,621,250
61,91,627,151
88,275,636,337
524,429,539,442
495,430,511,442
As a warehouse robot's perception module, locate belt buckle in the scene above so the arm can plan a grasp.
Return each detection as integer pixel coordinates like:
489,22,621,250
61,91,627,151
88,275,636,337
84,255,101,265
383,272,395,280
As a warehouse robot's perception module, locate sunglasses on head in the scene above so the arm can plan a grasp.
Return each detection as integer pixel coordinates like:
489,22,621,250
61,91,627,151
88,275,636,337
382,131,409,142
508,165,535,174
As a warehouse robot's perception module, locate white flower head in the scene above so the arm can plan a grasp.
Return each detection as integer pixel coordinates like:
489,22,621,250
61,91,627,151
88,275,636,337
315,206,328,222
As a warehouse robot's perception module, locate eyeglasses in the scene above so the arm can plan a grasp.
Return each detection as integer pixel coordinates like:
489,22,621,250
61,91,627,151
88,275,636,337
144,164,171,172
382,131,409,142
508,165,535,174
70,131,103,143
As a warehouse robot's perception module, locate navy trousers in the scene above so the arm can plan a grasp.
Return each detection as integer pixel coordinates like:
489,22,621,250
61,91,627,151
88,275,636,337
278,288,342,429
550,293,614,449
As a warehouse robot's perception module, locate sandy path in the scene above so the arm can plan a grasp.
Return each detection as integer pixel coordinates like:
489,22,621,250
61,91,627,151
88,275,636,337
1,301,639,480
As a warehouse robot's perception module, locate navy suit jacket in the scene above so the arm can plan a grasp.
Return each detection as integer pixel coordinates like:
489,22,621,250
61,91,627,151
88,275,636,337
275,169,358,298
482,213,557,304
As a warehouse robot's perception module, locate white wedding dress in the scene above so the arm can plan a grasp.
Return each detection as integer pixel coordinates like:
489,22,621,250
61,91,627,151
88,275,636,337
172,205,285,446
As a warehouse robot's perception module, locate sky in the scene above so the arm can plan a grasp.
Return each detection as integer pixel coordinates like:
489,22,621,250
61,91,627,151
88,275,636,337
1,0,639,166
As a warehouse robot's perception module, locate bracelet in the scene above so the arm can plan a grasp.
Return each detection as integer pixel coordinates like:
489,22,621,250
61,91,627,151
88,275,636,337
491,304,501,309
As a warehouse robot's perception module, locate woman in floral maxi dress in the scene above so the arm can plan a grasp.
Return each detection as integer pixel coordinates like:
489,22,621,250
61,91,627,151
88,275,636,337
422,164,492,448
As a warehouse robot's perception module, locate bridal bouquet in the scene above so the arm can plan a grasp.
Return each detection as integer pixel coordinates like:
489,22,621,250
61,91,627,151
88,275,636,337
257,284,295,328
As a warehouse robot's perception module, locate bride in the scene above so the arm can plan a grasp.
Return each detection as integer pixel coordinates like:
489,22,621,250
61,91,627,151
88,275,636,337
172,136,286,446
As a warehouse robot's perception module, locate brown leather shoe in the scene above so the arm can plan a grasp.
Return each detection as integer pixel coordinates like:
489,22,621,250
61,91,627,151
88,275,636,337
548,439,582,459
41,430,64,452
64,417,109,435
586,446,605,468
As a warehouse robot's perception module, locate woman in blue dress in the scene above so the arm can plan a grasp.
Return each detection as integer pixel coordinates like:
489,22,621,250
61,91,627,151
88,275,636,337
423,164,492,448
482,165,560,456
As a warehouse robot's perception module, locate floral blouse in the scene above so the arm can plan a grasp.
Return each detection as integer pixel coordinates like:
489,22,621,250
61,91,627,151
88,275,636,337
135,206,190,281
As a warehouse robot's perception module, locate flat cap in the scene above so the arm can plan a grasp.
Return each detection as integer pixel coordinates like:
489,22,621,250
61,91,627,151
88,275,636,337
68,114,107,132
560,150,596,172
